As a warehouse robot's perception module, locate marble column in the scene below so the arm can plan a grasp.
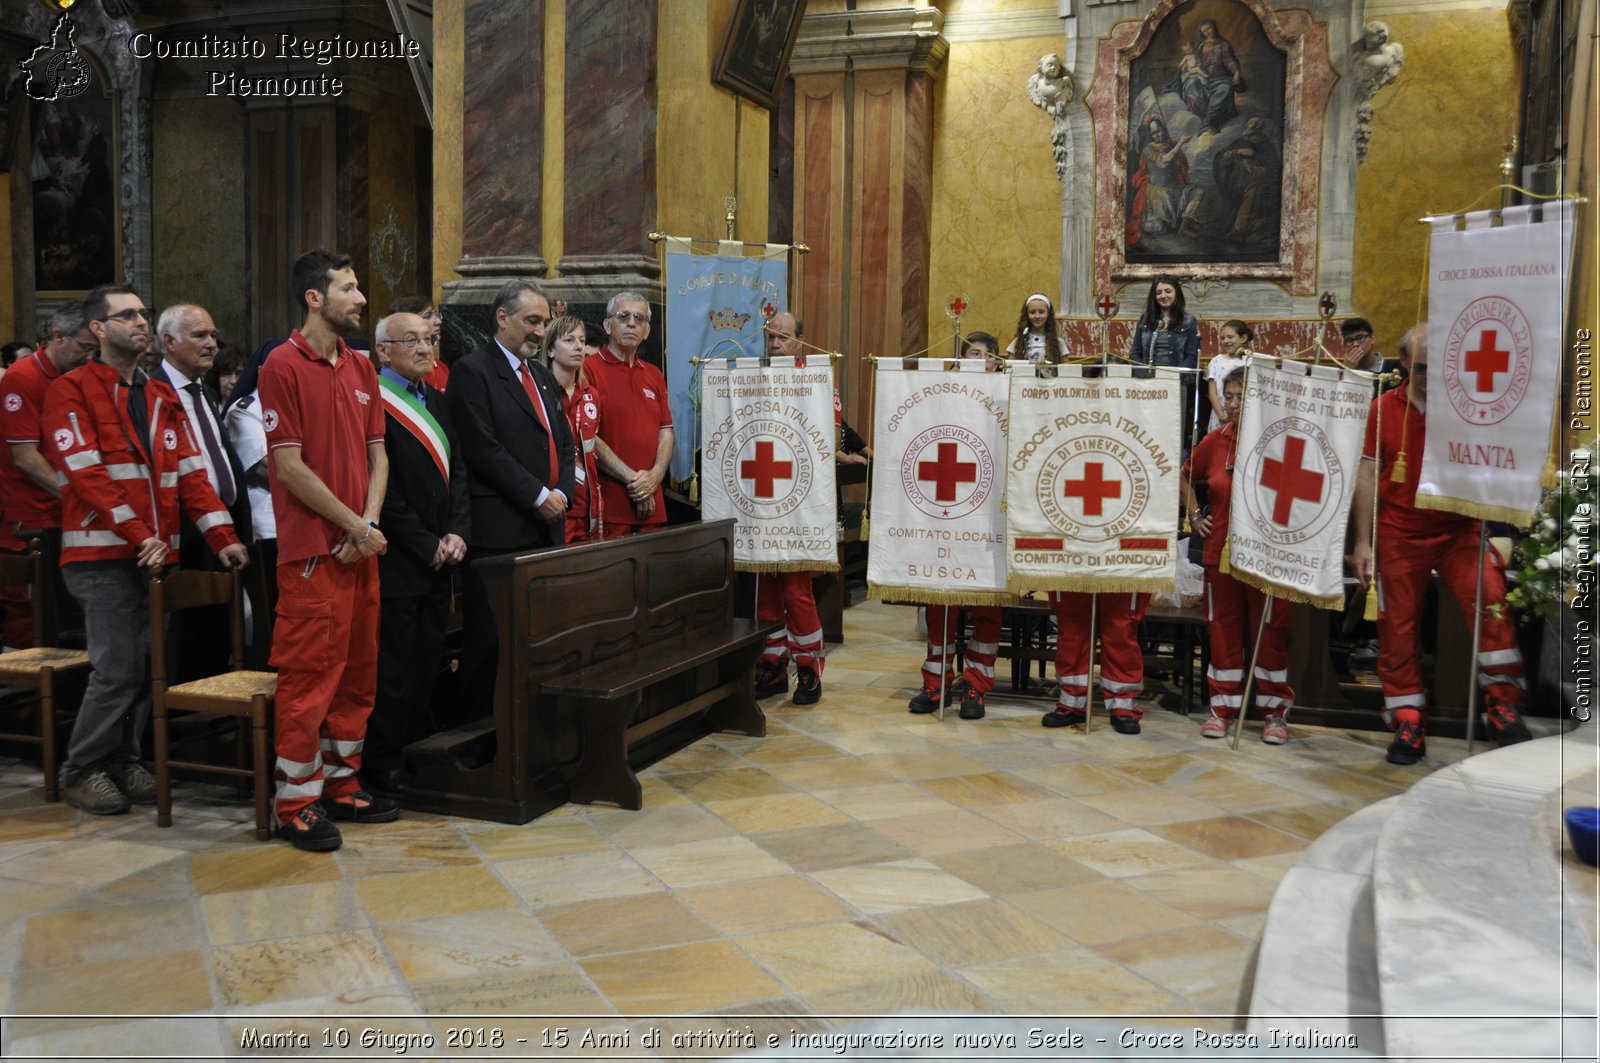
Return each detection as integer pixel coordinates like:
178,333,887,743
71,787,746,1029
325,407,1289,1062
789,7,947,441
555,0,660,305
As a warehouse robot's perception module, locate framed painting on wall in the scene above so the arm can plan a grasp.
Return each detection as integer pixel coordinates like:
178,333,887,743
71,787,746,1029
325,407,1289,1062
713,0,808,111
1084,0,1336,296
32,82,118,294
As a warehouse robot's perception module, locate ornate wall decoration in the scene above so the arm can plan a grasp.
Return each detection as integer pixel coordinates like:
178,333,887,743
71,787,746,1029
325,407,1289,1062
1083,0,1335,297
370,205,414,294
1351,20,1405,163
1027,53,1076,183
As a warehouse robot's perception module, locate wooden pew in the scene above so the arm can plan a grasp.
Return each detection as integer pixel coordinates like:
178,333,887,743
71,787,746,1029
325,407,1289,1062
401,519,775,824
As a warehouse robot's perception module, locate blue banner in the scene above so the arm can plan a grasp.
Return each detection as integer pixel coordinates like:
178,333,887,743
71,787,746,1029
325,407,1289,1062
664,244,788,484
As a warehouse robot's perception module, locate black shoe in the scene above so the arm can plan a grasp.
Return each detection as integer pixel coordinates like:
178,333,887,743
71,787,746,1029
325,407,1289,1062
277,805,343,852
793,666,822,706
1110,713,1142,735
1386,716,1427,765
105,760,157,804
958,688,985,720
323,789,402,823
1042,708,1085,728
1485,698,1533,746
755,662,789,699
908,684,953,714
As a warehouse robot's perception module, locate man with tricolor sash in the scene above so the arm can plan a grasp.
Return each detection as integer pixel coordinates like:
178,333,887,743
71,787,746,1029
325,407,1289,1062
367,312,471,792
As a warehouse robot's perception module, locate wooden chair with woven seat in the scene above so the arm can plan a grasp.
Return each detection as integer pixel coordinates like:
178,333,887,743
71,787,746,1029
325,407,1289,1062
149,568,276,841
0,544,90,801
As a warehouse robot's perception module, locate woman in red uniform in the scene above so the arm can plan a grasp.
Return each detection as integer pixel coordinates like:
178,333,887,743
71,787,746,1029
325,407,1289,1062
544,316,604,542
1180,366,1293,744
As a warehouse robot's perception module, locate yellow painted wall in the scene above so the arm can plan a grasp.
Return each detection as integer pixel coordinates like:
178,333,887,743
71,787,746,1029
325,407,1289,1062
432,0,463,300
1352,8,1518,348
927,33,1062,348
151,96,247,346
658,0,769,244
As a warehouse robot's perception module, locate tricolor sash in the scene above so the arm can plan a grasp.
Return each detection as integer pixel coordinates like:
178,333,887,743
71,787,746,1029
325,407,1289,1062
1228,359,1369,607
868,359,1012,604
1004,365,1181,594
701,357,839,573
378,375,450,483
1420,201,1574,524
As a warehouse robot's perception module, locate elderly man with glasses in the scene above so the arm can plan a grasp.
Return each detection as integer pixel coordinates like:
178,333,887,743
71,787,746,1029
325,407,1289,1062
584,292,674,538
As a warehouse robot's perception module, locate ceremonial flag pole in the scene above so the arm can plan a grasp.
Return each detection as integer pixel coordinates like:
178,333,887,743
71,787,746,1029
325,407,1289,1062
937,609,951,723
1230,601,1274,752
1085,594,1098,735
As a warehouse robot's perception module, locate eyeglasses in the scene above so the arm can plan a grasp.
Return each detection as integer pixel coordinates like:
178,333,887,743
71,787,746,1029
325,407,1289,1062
1344,333,1372,344
381,336,432,350
610,311,649,324
103,308,151,323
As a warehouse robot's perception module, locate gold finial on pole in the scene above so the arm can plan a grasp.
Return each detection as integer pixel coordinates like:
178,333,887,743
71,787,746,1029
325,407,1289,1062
725,194,737,241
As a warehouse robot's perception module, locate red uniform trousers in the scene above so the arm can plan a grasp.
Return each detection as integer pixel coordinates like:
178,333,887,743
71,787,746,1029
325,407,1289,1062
758,570,824,673
270,555,381,821
1203,567,1293,719
1049,592,1148,719
922,605,1002,695
0,529,33,650
1374,528,1525,725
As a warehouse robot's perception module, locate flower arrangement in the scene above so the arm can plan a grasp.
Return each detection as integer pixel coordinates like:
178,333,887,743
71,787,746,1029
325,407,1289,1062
1507,445,1597,619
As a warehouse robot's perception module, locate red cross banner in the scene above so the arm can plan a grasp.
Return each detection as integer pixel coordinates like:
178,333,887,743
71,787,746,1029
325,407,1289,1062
866,360,1012,604
700,358,839,573
1004,365,1181,594
1420,202,1574,524
1228,359,1371,607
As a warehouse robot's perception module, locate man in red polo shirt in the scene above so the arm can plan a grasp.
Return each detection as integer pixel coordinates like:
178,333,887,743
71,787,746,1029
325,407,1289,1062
1349,324,1532,765
585,292,673,538
260,250,395,851
0,300,97,647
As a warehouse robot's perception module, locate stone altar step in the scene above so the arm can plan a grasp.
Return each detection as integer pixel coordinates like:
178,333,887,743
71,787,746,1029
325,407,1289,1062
1372,724,1597,1063
1247,796,1395,1055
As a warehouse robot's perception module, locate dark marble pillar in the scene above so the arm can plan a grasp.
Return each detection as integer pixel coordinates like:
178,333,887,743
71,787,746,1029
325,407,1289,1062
556,0,659,299
459,0,545,277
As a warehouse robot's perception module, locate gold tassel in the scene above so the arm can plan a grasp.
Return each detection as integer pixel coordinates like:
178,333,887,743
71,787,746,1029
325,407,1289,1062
1364,585,1379,621
1542,454,1559,489
688,472,699,504
1390,451,1408,483
1219,538,1232,574
860,512,870,540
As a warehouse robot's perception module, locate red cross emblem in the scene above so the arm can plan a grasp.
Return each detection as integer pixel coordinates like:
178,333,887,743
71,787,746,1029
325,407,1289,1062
917,442,978,503
1260,435,1325,526
740,440,793,500
1063,462,1122,516
1463,329,1511,394
1096,294,1119,319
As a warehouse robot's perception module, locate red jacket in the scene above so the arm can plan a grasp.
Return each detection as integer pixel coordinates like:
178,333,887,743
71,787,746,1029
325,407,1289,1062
42,360,240,564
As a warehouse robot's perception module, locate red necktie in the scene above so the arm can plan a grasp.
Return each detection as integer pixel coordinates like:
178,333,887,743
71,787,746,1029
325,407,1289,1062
520,362,560,490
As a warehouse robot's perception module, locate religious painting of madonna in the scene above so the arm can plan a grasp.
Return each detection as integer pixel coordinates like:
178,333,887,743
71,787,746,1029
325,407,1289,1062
1125,0,1286,265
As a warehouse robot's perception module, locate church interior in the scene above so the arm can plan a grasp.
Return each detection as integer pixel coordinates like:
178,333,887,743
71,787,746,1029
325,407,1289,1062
0,0,1595,1058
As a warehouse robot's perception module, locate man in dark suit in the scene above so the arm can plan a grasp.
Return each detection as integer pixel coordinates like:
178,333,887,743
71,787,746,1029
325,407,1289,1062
155,303,255,681
447,280,575,724
366,312,471,790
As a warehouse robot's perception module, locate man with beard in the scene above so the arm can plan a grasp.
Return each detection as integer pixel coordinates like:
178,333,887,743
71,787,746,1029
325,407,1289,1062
446,280,574,732
259,251,395,850
42,284,248,814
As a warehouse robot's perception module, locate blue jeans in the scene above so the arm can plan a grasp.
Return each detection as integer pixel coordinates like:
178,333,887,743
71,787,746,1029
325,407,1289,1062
61,564,151,783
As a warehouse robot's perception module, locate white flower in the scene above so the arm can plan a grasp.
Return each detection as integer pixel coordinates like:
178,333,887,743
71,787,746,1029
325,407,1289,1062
1535,556,1551,571
1544,518,1560,533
